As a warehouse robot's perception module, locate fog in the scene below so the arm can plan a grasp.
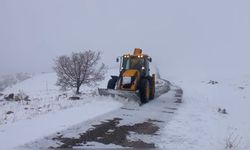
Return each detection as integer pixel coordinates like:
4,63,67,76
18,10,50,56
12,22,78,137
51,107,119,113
1,0,250,78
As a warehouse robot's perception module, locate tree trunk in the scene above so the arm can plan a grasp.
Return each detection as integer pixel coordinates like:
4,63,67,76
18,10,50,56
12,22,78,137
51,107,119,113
76,79,81,95
76,86,80,95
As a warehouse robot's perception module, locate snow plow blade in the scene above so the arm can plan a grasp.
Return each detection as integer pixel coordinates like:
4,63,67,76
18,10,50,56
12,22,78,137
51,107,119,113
98,79,171,104
98,88,141,103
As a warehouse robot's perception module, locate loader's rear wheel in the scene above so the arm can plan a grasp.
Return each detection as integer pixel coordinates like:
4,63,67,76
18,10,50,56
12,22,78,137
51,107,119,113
107,78,117,89
140,79,150,103
149,77,155,100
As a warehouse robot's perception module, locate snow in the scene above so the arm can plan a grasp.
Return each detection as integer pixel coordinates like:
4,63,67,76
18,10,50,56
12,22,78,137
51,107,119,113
25,82,178,149
1,66,250,149
0,72,98,125
158,75,250,150
0,70,123,150
0,98,122,150
73,142,124,149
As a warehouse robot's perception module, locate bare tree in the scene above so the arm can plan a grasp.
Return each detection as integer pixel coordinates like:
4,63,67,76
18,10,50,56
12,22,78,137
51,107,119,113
54,50,106,94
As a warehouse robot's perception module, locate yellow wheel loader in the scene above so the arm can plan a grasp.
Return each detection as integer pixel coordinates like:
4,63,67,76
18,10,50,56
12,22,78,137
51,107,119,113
98,48,155,104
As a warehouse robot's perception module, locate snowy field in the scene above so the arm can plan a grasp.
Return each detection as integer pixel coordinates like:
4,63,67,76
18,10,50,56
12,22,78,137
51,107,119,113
0,73,100,125
0,69,250,149
0,69,123,149
0,69,118,126
159,74,250,149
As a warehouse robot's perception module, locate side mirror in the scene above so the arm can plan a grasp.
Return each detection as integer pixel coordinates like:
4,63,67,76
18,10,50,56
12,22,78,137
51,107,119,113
116,57,119,62
149,57,152,62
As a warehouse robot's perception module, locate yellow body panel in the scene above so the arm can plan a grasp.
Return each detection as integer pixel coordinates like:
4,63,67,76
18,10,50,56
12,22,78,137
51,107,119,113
122,69,138,77
118,69,140,91
123,48,148,58
133,48,142,55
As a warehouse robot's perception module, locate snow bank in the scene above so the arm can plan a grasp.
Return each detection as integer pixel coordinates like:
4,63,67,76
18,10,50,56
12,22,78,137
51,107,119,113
159,75,250,150
0,98,122,150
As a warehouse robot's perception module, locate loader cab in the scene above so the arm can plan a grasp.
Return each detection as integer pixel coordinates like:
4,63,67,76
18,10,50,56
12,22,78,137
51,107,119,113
108,48,155,103
118,54,152,77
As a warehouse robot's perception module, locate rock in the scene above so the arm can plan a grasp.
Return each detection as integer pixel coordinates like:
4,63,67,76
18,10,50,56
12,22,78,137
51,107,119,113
239,87,245,90
208,80,219,85
218,108,227,114
4,92,31,102
222,109,227,114
24,96,30,101
8,93,14,99
4,93,15,101
6,111,14,115
0,93,3,97
69,96,80,100
14,95,21,101
4,95,8,100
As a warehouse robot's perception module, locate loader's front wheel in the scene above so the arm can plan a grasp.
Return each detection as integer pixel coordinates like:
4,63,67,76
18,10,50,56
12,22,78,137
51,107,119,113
140,79,150,103
107,78,117,89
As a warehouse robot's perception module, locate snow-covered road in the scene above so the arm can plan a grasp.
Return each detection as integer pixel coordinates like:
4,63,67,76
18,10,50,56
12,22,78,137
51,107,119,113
0,71,183,149
23,84,182,149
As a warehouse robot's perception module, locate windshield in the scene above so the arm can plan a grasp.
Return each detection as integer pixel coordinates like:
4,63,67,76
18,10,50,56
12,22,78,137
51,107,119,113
122,56,144,70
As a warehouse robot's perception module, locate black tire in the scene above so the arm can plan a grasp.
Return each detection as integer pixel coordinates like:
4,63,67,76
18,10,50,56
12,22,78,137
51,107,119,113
139,78,150,103
149,77,155,100
107,78,117,89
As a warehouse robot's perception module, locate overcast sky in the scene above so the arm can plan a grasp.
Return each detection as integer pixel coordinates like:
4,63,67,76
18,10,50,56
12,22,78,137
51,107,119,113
1,0,250,77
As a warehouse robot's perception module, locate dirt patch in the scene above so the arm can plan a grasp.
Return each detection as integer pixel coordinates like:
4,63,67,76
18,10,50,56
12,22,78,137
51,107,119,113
165,107,177,110
52,118,159,148
121,107,137,111
162,111,174,114
68,96,80,100
122,114,133,117
6,111,14,115
175,89,183,97
175,88,183,103
148,119,164,123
